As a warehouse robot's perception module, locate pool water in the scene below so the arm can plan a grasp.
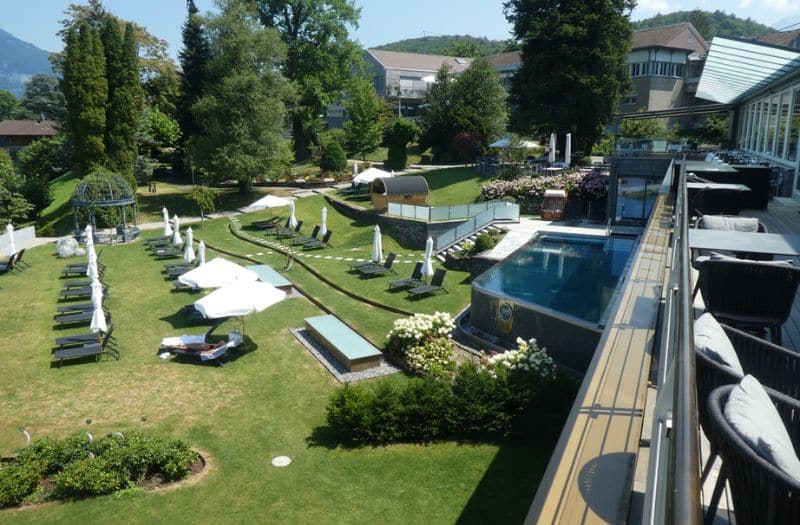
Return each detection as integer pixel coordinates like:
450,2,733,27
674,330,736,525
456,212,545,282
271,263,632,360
473,234,636,325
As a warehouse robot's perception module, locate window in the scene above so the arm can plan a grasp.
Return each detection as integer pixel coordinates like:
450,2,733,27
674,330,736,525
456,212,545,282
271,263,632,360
766,96,779,155
629,62,648,77
645,61,684,78
787,88,800,161
777,91,791,158
621,92,637,105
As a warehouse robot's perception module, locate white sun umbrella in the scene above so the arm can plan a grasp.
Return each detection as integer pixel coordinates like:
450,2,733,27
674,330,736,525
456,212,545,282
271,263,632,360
162,207,172,236
565,133,572,167
319,207,328,237
183,227,196,264
353,161,359,177
5,223,16,256
85,235,98,277
371,224,383,263
87,255,99,280
193,280,286,351
85,223,94,247
197,240,206,265
288,200,297,229
247,194,291,210
172,214,182,245
353,167,392,185
548,133,556,164
89,279,107,334
422,236,434,280
178,257,259,289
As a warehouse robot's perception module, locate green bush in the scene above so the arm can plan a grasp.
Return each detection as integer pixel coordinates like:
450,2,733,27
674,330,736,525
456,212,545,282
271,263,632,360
384,119,420,170
0,464,40,508
52,457,127,499
474,232,498,253
319,142,347,174
397,376,455,441
90,432,197,482
452,362,518,438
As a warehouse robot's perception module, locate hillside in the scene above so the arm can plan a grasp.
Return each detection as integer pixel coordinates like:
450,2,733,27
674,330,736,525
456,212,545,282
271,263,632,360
0,27,53,98
373,35,512,57
632,10,774,40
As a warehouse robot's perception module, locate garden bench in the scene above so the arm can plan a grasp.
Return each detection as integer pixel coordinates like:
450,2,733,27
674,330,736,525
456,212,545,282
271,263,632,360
304,314,382,372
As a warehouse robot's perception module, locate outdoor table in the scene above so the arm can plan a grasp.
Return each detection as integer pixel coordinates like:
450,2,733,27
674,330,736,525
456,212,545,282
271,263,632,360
687,182,750,192
689,229,800,257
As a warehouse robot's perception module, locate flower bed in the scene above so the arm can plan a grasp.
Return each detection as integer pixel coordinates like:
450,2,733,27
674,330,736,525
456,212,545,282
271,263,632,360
480,172,584,214
385,312,456,375
0,431,200,508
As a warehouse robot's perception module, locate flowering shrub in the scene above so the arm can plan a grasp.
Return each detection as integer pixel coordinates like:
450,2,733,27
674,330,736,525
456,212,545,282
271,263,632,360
480,172,584,213
575,172,608,202
386,312,455,373
484,337,557,383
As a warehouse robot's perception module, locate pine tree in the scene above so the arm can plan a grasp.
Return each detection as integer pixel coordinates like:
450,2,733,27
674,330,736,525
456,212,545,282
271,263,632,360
63,22,107,174
176,0,210,150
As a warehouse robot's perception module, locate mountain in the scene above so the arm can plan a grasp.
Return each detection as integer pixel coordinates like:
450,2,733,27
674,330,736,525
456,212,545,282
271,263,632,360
632,10,774,41
0,27,53,98
373,35,512,57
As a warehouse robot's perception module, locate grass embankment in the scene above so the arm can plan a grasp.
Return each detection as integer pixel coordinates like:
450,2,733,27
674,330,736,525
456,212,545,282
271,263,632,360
37,172,82,236
0,220,556,523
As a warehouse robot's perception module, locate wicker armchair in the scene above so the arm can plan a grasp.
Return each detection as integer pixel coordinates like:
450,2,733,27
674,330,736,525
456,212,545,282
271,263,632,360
707,385,800,525
693,215,770,262
695,259,800,346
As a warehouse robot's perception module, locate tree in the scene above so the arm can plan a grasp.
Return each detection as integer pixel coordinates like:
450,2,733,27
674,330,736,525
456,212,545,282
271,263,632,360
19,75,66,121
101,20,142,185
0,90,20,120
418,65,456,159
319,141,347,174
619,117,674,139
252,0,362,161
0,150,33,226
504,0,634,152
17,135,70,182
62,22,107,174
344,77,384,160
688,9,713,40
139,106,181,156
187,185,217,227
176,0,211,150
143,61,180,117
450,58,507,149
443,40,483,58
190,3,293,193
384,119,419,170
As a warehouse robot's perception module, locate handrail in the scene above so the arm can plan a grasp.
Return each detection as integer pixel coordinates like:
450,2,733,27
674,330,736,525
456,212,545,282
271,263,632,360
641,158,701,524
432,202,519,252
386,200,517,222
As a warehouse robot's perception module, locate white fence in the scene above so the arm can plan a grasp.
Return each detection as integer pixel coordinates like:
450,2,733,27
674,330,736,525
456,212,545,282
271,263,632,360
0,226,37,257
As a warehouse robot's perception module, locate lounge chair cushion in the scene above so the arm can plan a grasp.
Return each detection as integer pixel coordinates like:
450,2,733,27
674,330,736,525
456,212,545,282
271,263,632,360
694,313,743,375
724,375,800,481
699,215,759,232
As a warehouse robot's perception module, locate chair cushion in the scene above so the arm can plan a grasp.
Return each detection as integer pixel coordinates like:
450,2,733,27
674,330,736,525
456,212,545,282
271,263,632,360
699,215,759,232
725,375,800,481
694,313,744,375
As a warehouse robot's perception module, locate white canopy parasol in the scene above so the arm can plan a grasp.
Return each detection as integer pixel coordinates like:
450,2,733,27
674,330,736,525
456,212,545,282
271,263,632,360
288,200,297,229
86,236,97,277
319,207,328,237
178,257,259,289
5,223,16,256
172,215,183,245
422,236,434,279
353,167,392,185
183,227,196,263
565,133,572,167
371,224,383,263
162,207,172,237
489,137,540,149
197,240,206,266
247,194,291,210
194,281,286,319
548,133,556,164
90,280,107,334
353,161,359,176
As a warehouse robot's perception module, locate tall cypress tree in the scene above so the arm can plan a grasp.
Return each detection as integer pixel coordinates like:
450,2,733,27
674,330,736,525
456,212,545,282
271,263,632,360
63,22,107,174
101,20,141,185
176,0,210,150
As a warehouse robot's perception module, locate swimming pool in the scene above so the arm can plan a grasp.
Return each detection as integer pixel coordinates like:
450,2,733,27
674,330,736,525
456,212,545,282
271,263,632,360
469,233,636,371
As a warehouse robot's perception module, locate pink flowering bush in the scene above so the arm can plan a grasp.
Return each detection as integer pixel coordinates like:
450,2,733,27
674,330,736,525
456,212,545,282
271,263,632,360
480,172,584,213
575,173,609,202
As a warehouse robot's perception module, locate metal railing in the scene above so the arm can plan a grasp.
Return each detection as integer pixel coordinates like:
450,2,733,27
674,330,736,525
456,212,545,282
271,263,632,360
641,160,701,525
432,202,519,252
387,200,518,222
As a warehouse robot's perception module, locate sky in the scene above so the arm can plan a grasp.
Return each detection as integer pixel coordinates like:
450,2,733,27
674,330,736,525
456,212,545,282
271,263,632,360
1,0,800,57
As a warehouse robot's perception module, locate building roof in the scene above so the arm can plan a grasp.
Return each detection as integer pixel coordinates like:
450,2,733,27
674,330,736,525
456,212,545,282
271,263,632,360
484,51,522,68
373,175,429,195
366,49,472,73
632,22,708,54
0,119,58,136
696,37,800,104
752,29,800,48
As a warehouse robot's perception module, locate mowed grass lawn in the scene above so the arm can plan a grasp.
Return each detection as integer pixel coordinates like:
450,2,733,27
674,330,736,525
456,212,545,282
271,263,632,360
0,212,556,523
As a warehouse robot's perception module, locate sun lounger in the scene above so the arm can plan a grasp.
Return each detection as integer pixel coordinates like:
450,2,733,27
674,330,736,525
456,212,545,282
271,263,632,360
145,235,171,245
389,262,424,290
407,269,448,299
54,309,110,327
348,257,380,272
159,328,241,366
358,253,396,278
56,302,94,314
302,230,333,250
146,238,172,250
60,284,108,300
291,225,320,245
54,325,115,350
252,217,286,231
62,262,106,278
152,246,182,259
13,249,29,269
275,220,304,240
52,332,119,367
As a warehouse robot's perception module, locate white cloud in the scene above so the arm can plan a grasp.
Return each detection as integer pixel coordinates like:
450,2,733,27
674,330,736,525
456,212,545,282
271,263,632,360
740,0,752,7
637,0,671,12
762,0,800,11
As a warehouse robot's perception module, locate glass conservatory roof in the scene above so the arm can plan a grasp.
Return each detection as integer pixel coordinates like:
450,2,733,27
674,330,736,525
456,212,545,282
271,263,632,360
696,37,800,104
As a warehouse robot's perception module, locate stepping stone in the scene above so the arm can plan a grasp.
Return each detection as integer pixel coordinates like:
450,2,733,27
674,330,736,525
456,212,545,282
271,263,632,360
324,256,333,259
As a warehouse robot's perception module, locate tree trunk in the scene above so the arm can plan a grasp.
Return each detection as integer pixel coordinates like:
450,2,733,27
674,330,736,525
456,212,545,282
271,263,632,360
238,178,253,194
292,114,310,162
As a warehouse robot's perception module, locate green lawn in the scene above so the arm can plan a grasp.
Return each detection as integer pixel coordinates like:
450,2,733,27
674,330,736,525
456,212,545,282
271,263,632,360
37,172,81,236
0,202,558,523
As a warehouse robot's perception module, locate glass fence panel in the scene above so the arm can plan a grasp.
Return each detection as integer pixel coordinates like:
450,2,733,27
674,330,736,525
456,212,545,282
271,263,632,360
430,207,451,221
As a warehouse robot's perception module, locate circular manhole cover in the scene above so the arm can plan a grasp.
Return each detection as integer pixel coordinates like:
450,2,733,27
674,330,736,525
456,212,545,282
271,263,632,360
271,456,292,467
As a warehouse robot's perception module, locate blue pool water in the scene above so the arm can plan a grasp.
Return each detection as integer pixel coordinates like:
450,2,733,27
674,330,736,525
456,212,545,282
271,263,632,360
473,234,636,325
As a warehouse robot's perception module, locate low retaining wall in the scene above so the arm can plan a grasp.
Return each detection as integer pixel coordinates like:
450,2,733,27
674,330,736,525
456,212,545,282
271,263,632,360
325,195,469,250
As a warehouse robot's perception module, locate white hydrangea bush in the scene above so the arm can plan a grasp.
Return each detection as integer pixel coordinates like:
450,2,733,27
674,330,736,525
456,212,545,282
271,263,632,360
386,312,455,374
484,337,557,382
